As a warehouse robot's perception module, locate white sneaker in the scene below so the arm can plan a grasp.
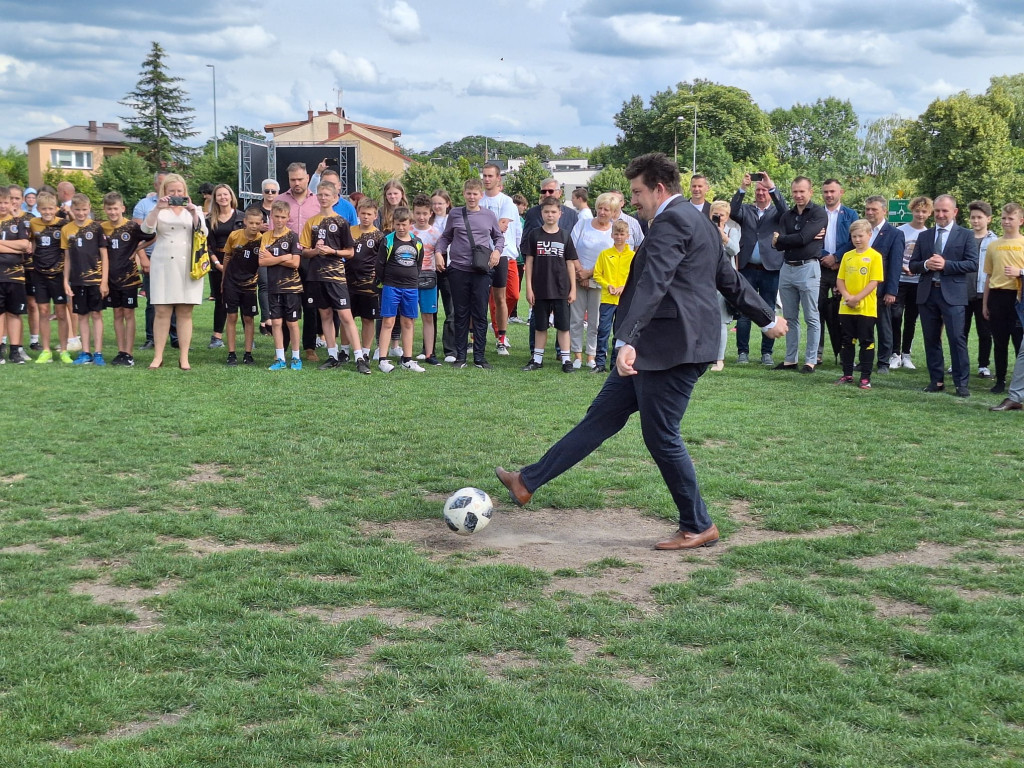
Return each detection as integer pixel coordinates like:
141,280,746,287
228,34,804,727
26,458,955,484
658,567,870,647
390,345,404,357
497,343,509,356
372,348,380,361
901,354,916,370
572,358,582,370
979,366,992,378
586,360,596,369
889,353,902,369
315,337,326,348
378,359,395,373
444,355,456,363
402,360,425,372
416,353,426,360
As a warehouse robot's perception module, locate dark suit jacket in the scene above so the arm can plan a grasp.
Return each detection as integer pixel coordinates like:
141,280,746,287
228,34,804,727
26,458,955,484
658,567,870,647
614,196,775,369
730,187,787,271
687,199,711,219
908,224,979,306
871,223,906,298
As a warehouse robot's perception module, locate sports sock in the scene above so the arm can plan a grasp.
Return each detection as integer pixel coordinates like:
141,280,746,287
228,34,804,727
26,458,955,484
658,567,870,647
354,349,365,360
341,344,350,354
276,348,285,359
30,334,39,344
560,351,570,363
402,356,411,363
533,348,544,364
328,346,338,358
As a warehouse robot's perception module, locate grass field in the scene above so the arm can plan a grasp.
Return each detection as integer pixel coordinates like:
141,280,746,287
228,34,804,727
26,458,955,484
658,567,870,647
1,297,1022,767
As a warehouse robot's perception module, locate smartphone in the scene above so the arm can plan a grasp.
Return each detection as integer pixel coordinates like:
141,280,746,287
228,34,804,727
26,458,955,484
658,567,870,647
325,157,339,169
168,195,188,206
712,213,722,225
750,173,764,182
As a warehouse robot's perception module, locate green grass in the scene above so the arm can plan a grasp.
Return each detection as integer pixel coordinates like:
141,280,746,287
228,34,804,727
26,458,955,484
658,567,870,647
1,298,1022,767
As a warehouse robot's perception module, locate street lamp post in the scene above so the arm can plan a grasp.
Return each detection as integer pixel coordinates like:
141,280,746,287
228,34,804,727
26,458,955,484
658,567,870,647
206,64,218,159
673,116,686,167
685,103,698,174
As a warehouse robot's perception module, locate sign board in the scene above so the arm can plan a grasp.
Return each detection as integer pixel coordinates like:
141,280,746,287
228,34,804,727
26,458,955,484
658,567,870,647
888,199,913,224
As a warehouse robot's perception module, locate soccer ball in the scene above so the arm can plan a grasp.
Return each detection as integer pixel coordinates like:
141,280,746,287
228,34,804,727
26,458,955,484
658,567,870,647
443,487,493,536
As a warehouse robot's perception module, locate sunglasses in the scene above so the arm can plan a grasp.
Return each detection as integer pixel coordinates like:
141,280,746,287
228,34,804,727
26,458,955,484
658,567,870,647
540,189,559,195
263,189,278,194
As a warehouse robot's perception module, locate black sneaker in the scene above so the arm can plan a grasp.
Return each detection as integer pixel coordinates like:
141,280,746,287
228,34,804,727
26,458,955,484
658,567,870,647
338,349,350,364
474,359,492,369
0,343,7,359
109,352,127,366
30,342,42,351
123,353,135,367
424,355,442,366
355,357,371,375
10,348,30,364
140,339,155,350
562,360,575,373
452,359,468,369
591,365,607,373
242,352,255,365
226,352,238,366
522,360,544,371
318,356,341,370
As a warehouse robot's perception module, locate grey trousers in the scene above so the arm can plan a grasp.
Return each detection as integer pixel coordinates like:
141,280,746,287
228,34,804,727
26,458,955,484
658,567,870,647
1009,300,1024,403
779,260,821,365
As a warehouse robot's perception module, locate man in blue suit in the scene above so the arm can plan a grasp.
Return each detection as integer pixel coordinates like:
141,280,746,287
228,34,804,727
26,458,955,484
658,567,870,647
496,153,787,550
863,196,906,374
908,194,979,396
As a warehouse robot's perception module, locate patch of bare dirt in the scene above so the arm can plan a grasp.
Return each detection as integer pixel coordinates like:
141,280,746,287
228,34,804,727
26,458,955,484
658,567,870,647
293,605,441,630
173,463,235,488
0,543,46,555
851,543,965,570
156,536,297,556
215,507,244,517
872,597,931,624
325,638,393,683
306,495,327,509
53,709,189,750
618,670,660,690
948,586,1000,601
567,637,604,664
300,574,358,584
70,577,179,632
74,556,130,571
1,473,26,483
48,507,140,521
469,650,541,680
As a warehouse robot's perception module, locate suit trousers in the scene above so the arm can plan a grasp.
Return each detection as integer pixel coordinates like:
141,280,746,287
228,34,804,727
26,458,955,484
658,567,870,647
817,265,841,358
736,266,779,356
519,363,713,534
891,281,920,355
779,261,821,365
875,300,894,368
919,288,969,387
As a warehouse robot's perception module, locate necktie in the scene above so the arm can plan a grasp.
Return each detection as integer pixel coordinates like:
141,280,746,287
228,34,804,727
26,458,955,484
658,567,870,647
934,228,945,255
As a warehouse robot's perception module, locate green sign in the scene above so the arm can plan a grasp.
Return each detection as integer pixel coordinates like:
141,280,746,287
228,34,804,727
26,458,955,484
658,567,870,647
888,199,913,224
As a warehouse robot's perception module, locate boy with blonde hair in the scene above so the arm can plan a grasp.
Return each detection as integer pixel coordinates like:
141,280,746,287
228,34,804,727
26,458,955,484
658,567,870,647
221,206,264,365
28,191,72,362
836,219,884,389
982,202,1024,394
259,199,303,370
62,193,109,365
592,218,635,372
101,192,153,366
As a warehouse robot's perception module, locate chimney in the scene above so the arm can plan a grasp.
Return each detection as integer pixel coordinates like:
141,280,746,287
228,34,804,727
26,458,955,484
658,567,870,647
88,120,97,132
102,122,118,130
335,107,342,117
307,110,313,121
327,122,339,139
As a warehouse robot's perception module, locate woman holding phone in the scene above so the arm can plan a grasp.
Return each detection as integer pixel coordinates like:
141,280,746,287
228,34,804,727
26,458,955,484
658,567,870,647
141,173,207,370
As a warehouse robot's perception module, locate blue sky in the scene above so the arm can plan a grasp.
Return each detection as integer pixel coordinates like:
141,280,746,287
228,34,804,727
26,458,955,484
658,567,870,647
1,0,1022,157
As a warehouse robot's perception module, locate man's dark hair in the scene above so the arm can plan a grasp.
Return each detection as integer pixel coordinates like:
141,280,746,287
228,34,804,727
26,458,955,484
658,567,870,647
822,178,842,188
968,200,992,217
624,153,682,195
792,176,813,188
482,162,502,176
690,173,707,182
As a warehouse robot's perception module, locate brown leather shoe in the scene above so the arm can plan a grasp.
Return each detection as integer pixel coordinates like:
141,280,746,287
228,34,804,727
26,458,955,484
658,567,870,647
494,467,532,506
990,398,1023,412
654,523,720,550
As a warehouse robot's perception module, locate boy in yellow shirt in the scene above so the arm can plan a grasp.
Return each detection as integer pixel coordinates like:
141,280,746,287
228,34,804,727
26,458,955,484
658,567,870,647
982,203,1024,394
836,219,884,389
592,219,635,373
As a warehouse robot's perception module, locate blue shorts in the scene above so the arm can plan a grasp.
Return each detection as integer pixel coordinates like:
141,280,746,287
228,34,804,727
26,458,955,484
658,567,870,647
419,286,438,314
380,285,419,319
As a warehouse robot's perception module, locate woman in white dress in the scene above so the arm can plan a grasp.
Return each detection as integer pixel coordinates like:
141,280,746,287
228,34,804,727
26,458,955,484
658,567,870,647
141,173,207,369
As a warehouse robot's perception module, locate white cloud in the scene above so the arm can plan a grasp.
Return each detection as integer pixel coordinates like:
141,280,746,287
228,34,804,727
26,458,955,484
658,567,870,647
183,26,278,56
465,67,541,97
377,1,422,40
317,50,382,89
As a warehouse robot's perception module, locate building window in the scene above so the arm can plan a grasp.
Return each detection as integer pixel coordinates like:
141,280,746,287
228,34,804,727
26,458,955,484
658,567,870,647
50,149,93,170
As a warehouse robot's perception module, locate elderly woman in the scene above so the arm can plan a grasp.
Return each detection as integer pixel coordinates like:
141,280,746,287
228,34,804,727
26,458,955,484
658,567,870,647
710,200,741,371
141,173,207,370
569,192,620,369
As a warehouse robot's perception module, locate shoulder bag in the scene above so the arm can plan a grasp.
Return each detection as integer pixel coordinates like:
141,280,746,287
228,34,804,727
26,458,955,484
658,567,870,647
461,207,492,274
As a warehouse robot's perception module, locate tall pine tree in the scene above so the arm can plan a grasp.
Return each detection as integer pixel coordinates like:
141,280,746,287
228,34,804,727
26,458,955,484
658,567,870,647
120,42,198,170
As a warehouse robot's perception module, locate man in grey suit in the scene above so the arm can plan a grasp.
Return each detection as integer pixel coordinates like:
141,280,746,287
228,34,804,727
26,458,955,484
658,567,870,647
496,153,787,550
731,171,786,365
908,194,979,396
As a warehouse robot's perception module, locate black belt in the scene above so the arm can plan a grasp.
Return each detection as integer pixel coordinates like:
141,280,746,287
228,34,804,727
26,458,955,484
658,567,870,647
784,259,815,266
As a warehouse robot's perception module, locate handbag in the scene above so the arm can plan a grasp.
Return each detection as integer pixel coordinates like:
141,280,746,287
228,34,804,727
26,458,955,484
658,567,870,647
418,272,437,290
190,223,211,280
461,207,493,274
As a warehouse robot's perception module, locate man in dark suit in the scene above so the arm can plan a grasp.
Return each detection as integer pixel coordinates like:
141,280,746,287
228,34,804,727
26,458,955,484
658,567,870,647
496,153,787,550
908,194,979,396
688,173,712,218
731,171,787,365
863,195,906,374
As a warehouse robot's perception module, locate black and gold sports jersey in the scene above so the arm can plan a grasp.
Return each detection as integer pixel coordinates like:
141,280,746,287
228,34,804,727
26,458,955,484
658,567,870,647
346,225,381,294
300,214,354,283
30,218,66,277
101,219,153,289
260,229,302,294
223,229,262,291
12,213,34,271
0,214,31,283
61,220,108,286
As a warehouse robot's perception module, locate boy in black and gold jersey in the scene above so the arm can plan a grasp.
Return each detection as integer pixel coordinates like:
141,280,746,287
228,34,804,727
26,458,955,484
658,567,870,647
61,193,109,365
0,187,32,363
259,199,303,370
347,197,381,369
28,192,72,362
221,206,263,365
9,186,41,351
299,180,366,371
101,192,153,366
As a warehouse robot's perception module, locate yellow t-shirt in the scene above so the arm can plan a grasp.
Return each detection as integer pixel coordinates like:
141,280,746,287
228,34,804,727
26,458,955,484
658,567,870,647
983,237,1024,292
592,244,635,306
838,247,884,317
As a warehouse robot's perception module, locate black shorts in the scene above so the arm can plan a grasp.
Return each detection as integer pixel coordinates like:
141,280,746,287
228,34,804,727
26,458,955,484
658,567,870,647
105,286,139,309
490,256,510,288
223,286,258,316
350,291,379,320
269,292,302,321
29,272,67,304
0,282,28,315
71,285,104,315
533,297,570,332
306,280,351,311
